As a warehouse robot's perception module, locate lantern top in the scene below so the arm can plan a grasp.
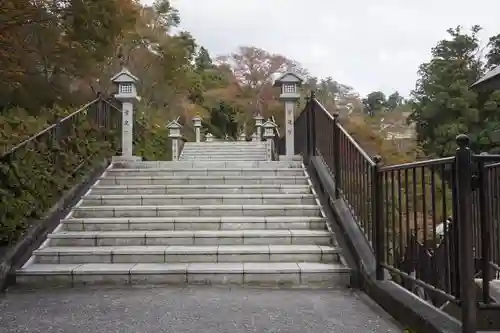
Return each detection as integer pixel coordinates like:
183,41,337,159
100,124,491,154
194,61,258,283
111,67,139,83
166,119,182,129
262,119,277,129
272,71,304,87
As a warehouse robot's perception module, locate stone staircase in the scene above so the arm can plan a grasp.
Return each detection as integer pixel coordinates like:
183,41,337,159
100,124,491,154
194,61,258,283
180,141,268,160
16,142,350,288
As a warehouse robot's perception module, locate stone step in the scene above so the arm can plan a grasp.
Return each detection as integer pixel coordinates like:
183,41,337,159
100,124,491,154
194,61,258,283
181,147,266,152
89,184,312,195
71,205,322,218
112,160,303,169
180,152,266,156
185,142,266,146
180,153,267,158
47,230,332,246
62,216,327,231
179,156,267,161
16,262,351,287
105,168,305,177
97,176,309,186
33,245,340,264
80,194,317,206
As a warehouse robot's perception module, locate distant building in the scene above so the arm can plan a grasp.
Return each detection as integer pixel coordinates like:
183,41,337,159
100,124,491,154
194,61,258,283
471,65,500,91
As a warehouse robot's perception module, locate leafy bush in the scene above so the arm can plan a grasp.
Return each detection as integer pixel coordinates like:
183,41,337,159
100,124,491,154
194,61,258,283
0,103,121,247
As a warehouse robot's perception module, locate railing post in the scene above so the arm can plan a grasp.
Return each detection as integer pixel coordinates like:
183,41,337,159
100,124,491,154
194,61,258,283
332,112,341,198
309,91,317,158
304,94,311,164
478,155,491,304
372,155,384,280
454,134,476,333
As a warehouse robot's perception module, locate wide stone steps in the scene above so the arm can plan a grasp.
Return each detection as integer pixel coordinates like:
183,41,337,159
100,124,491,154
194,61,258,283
16,156,351,288
47,230,331,246
72,205,322,218
104,168,304,177
98,176,308,185
183,142,266,147
181,148,266,153
180,151,266,157
17,262,349,287
180,155,267,161
33,245,339,264
79,194,316,206
89,184,312,195
61,216,328,231
119,160,302,169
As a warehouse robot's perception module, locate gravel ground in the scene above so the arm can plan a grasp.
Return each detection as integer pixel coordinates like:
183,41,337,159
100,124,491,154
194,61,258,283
0,285,402,333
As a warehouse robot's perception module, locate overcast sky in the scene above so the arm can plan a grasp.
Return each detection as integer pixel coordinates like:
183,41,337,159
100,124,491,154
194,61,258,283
141,0,500,97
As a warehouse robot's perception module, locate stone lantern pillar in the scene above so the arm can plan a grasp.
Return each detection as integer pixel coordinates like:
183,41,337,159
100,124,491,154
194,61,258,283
192,114,202,143
111,67,142,162
254,113,264,140
272,72,304,156
262,119,277,161
167,120,182,161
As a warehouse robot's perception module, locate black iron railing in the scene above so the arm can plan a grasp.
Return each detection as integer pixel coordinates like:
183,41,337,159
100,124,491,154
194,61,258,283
291,91,500,332
378,157,459,304
472,154,500,305
0,95,123,246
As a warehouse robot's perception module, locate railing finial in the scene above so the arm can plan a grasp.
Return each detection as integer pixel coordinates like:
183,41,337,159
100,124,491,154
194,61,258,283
373,155,382,164
310,90,316,99
333,112,340,119
456,134,470,148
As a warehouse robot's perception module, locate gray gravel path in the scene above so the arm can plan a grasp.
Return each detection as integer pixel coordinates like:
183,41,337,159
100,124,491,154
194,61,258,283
0,285,402,333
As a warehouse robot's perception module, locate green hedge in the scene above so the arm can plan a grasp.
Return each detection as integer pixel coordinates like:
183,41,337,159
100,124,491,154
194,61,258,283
0,109,120,247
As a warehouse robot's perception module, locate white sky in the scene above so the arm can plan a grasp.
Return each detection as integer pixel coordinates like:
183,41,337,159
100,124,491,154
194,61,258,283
141,0,500,97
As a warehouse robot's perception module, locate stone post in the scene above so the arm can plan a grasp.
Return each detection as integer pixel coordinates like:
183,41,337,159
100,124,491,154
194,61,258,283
193,115,202,143
206,132,214,142
254,114,264,140
239,132,246,141
262,119,277,161
111,67,142,162
251,132,258,142
167,120,182,161
272,72,304,156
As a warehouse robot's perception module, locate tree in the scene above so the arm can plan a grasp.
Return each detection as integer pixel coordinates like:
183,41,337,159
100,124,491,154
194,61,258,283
213,46,308,128
386,91,404,111
486,34,500,69
206,101,239,139
0,0,138,111
195,47,213,72
409,25,500,157
362,91,387,116
216,46,308,90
